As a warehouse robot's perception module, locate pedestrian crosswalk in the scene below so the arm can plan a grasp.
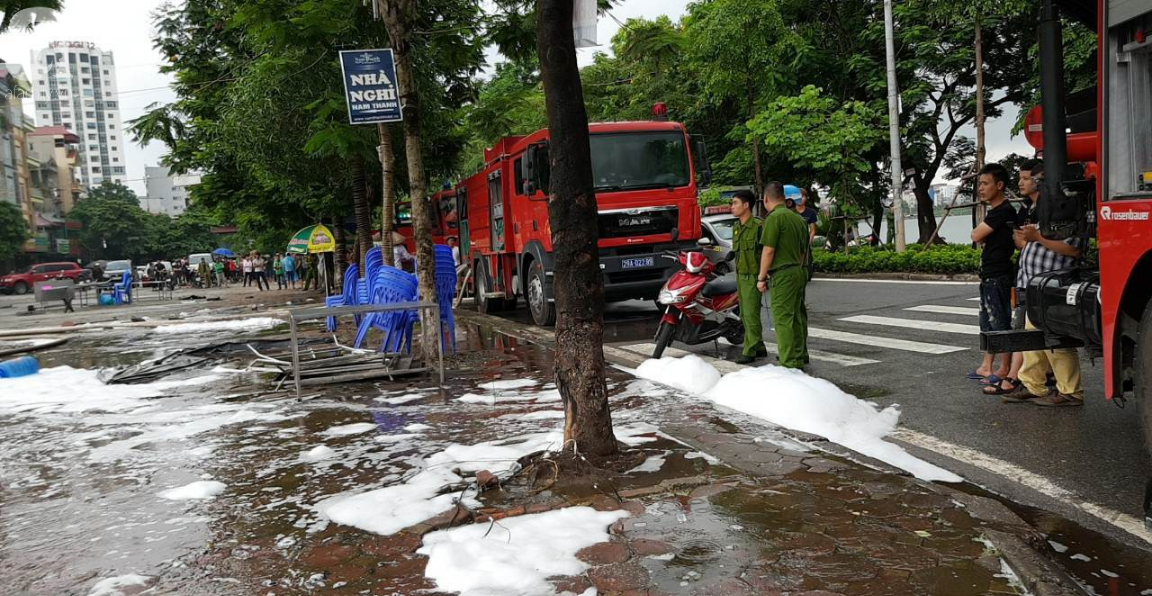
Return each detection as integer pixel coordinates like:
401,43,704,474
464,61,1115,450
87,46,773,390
616,295,987,369
839,315,981,335
905,305,980,316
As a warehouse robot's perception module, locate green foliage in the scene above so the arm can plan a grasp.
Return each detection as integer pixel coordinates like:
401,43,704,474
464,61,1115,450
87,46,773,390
748,85,884,200
68,182,216,262
813,244,981,275
0,201,29,260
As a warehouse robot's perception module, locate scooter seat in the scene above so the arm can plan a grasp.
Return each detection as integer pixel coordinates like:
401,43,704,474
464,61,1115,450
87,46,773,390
701,273,738,298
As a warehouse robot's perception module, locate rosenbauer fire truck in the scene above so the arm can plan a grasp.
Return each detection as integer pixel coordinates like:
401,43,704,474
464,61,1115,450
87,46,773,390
982,0,1152,525
453,115,709,326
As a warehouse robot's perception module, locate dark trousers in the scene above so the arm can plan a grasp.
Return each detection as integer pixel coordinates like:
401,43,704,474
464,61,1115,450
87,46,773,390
979,275,1014,345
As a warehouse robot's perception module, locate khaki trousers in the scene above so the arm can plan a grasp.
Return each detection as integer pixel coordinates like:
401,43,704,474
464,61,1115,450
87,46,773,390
1018,316,1083,399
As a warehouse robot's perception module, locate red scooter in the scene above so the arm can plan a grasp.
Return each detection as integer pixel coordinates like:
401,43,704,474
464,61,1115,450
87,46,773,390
652,249,743,358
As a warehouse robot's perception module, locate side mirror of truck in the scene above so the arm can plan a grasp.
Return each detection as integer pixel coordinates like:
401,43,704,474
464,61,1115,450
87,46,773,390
523,141,551,200
692,135,712,187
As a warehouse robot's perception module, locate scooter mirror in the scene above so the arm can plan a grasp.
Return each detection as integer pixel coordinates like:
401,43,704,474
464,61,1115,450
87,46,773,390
696,238,713,247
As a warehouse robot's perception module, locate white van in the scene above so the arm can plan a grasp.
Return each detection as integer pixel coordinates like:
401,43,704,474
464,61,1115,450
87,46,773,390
188,253,213,267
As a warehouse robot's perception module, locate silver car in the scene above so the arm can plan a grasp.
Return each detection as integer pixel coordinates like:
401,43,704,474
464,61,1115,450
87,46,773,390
698,214,737,274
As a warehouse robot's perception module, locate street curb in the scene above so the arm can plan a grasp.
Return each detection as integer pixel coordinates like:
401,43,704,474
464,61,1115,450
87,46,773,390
982,529,1088,596
815,272,980,282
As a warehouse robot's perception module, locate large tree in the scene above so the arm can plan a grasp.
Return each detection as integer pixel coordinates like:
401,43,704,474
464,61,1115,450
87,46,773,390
0,201,28,262
535,0,617,457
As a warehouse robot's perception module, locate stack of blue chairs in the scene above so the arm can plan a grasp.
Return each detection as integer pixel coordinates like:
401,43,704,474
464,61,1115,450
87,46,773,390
326,263,360,332
112,270,132,305
353,265,419,352
433,245,458,353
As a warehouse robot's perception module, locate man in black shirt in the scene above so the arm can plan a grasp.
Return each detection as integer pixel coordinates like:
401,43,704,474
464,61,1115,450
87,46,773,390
970,163,1017,383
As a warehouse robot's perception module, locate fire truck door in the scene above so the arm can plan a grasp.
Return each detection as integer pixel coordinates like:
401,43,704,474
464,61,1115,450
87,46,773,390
457,187,470,258
487,171,505,253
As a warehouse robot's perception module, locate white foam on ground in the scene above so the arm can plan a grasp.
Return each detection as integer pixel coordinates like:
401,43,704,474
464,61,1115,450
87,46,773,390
375,433,420,443
375,393,424,405
404,423,431,432
503,410,565,421
419,507,629,596
157,480,226,500
88,574,152,596
320,422,377,437
428,430,564,476
478,379,539,391
152,317,283,334
88,407,292,462
635,355,722,395
635,356,962,483
314,468,473,536
302,445,337,462
0,366,170,414
627,451,669,474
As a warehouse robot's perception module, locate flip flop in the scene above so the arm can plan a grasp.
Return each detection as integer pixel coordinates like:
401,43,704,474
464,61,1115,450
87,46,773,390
979,374,1003,386
966,371,985,380
982,378,1020,395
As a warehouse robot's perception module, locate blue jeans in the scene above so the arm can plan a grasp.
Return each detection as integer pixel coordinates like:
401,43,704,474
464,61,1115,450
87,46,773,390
979,275,1013,337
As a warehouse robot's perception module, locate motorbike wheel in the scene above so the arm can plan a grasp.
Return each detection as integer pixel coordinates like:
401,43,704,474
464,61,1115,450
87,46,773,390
653,321,675,359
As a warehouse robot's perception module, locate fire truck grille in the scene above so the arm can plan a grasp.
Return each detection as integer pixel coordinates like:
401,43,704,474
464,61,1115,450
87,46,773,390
598,207,678,239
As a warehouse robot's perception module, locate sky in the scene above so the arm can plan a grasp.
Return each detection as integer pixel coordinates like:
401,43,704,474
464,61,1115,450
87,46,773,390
0,0,1032,198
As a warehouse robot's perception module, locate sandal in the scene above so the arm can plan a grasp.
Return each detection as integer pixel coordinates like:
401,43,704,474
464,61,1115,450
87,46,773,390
979,374,1003,386
967,370,987,381
982,378,1020,395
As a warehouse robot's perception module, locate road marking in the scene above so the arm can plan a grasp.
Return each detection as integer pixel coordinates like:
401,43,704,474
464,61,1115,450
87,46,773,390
967,297,981,301
807,327,966,354
815,278,977,286
905,305,981,316
617,340,879,367
840,315,980,335
615,343,744,373
892,429,1152,546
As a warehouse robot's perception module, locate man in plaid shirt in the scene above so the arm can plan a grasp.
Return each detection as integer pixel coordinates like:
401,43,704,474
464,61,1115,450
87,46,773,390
1003,168,1088,407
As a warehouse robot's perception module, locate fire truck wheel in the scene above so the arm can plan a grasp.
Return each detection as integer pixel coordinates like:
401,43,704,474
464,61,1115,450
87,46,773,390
527,260,555,326
476,260,505,314
1137,299,1152,459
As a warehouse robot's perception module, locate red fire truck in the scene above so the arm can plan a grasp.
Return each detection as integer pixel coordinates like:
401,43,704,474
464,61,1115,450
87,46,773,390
984,0,1152,525
453,118,709,326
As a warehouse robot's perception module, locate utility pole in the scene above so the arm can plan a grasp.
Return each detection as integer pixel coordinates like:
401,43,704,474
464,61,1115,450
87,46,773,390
884,0,906,252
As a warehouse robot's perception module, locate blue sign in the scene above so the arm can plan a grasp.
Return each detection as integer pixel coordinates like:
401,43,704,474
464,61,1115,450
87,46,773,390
339,49,403,125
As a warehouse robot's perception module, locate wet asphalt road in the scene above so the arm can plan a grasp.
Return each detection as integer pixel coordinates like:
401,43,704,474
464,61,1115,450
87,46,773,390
503,278,1152,548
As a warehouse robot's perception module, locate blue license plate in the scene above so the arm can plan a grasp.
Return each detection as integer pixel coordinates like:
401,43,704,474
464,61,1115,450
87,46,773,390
620,257,654,269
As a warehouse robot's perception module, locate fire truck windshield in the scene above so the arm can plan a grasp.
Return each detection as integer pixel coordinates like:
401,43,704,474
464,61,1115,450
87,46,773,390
590,131,690,192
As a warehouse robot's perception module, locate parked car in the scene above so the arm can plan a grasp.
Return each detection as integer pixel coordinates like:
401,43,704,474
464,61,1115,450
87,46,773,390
699,214,737,274
0,262,88,295
102,260,133,283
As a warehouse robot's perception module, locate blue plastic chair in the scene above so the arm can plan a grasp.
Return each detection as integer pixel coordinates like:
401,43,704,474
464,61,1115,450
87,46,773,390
112,270,132,305
325,264,361,331
432,245,459,353
353,266,418,352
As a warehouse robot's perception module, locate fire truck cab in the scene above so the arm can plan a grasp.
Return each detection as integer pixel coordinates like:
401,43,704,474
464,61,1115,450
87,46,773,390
456,120,708,326
983,0,1152,526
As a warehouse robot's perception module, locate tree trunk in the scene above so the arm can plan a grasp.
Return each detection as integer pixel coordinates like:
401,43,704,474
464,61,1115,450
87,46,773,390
537,0,617,458
913,181,938,243
973,16,987,226
333,215,347,289
381,0,440,365
747,90,764,196
351,158,372,277
378,123,396,267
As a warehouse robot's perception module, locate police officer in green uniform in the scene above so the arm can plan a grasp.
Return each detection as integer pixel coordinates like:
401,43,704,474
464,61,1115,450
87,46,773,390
757,181,810,369
730,190,766,364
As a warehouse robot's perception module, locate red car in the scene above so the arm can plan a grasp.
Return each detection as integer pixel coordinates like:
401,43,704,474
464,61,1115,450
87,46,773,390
0,262,88,295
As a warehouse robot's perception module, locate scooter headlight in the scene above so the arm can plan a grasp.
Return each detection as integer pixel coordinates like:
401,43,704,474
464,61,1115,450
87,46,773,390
658,287,688,304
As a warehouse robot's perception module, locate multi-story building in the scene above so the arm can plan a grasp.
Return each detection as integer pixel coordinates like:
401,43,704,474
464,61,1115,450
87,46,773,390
27,126,81,217
0,63,35,236
143,166,200,217
29,41,127,189
929,183,959,208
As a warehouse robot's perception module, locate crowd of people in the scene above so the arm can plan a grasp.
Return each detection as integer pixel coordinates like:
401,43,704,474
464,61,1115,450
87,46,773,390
158,252,325,292
971,160,1085,407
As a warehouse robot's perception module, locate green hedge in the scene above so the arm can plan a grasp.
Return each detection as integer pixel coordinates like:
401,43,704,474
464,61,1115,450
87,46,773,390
812,244,980,275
